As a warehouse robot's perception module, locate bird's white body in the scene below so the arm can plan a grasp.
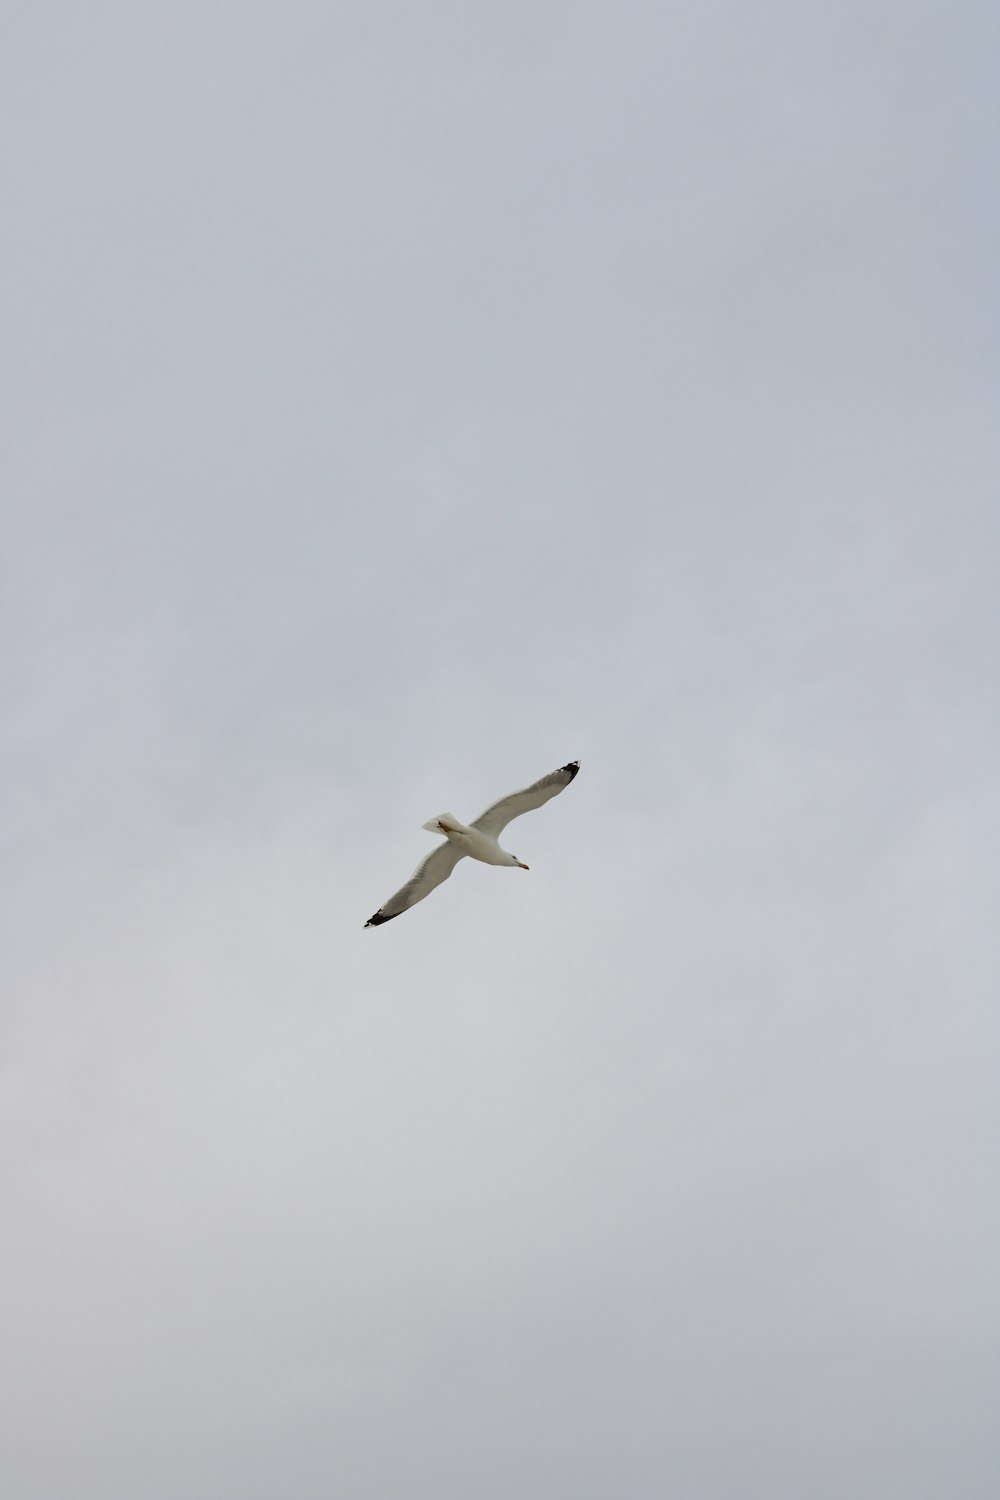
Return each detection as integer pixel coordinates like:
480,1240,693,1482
421,815,528,868
365,759,580,926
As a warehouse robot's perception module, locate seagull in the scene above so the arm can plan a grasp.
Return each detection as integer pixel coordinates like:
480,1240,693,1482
364,759,580,927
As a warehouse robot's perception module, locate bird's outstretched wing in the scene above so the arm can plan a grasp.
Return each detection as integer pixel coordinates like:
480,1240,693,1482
470,759,580,838
364,842,466,926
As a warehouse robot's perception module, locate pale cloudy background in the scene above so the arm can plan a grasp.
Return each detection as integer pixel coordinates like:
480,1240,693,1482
2,3,998,1497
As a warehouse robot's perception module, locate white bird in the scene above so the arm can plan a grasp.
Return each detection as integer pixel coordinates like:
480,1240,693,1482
364,759,580,927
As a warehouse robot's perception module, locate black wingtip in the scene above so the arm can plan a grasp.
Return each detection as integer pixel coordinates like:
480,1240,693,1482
364,910,398,927
560,759,580,781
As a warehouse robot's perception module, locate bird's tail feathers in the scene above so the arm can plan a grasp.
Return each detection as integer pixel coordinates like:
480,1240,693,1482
422,813,462,835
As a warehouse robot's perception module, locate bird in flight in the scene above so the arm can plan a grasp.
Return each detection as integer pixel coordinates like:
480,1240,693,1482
364,759,580,927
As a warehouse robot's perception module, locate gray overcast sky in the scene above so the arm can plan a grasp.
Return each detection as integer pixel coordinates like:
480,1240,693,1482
2,3,998,1497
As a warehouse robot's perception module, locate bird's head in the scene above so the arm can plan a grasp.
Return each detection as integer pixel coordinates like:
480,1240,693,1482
509,854,530,870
